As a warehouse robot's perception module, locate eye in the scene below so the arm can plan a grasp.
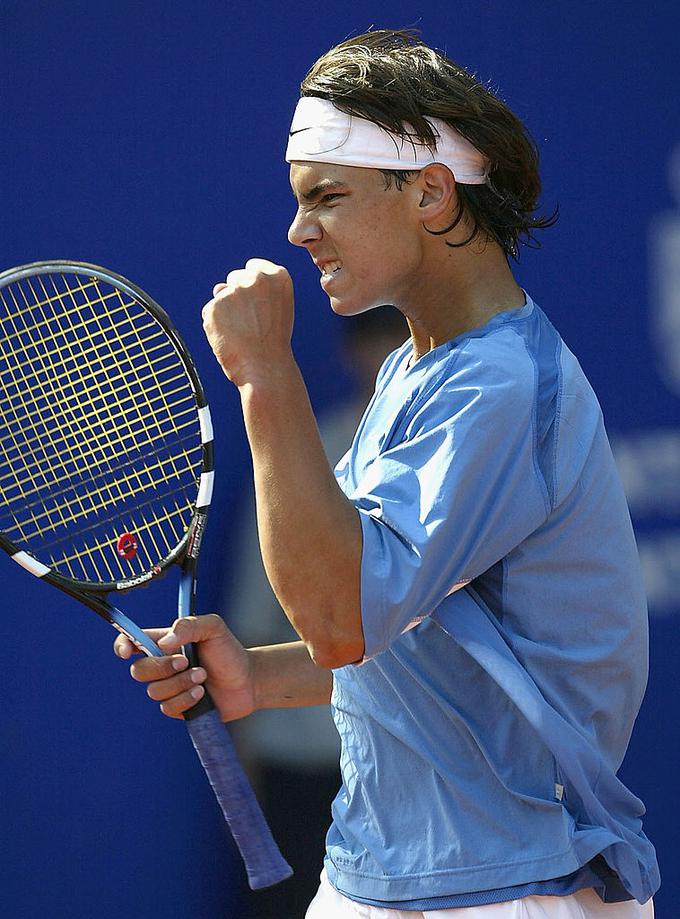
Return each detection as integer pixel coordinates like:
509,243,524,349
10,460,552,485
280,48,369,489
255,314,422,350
321,193,343,204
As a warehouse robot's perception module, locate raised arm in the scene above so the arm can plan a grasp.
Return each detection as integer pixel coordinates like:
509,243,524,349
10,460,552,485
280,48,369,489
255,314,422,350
202,259,365,668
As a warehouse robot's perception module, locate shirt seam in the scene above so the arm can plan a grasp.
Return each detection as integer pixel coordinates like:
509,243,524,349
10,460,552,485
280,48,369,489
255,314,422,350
328,840,580,882
510,327,552,515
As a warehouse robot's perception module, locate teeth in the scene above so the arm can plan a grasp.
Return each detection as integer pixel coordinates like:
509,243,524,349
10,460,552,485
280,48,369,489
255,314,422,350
321,261,342,275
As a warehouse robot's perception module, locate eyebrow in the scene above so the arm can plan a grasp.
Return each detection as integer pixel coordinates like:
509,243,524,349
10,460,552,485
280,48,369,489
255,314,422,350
295,179,348,204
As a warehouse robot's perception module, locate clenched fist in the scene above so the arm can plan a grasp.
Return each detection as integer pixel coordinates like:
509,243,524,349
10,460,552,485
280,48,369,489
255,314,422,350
202,258,295,386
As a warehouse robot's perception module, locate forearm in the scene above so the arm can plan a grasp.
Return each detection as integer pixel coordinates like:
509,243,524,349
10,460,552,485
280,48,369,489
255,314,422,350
202,261,364,667
249,640,333,708
239,358,364,668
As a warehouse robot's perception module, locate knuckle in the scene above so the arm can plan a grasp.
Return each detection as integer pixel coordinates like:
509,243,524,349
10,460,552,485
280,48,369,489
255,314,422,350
239,273,258,291
170,617,190,637
170,619,190,642
179,615,205,638
246,258,281,275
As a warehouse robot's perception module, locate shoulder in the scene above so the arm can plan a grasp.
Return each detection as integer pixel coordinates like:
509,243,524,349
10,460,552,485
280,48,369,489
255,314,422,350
414,323,540,419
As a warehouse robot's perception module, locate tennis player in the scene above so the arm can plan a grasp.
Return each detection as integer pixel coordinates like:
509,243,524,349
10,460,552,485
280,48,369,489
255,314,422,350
116,30,660,917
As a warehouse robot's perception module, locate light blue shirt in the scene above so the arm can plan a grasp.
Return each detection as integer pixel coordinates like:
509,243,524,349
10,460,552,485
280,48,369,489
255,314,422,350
326,295,659,905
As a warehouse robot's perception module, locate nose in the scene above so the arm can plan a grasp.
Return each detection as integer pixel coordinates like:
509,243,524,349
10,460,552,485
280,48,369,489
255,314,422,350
288,207,322,247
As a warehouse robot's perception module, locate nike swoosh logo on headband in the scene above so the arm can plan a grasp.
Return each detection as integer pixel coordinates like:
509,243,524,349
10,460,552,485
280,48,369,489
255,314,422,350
289,127,312,136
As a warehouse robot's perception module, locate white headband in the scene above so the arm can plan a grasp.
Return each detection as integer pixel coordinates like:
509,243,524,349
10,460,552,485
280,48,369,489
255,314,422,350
285,96,489,185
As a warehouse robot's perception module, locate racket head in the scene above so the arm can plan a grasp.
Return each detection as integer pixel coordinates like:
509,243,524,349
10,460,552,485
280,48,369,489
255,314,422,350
0,260,214,594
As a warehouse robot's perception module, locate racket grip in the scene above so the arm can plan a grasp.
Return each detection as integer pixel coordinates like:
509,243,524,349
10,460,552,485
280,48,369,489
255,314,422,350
185,708,293,890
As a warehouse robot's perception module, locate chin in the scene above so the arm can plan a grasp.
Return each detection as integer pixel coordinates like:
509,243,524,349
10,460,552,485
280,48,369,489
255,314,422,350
329,295,381,318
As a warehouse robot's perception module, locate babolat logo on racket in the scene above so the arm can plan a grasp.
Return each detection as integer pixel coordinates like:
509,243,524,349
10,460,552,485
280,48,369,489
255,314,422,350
117,532,138,561
117,566,162,590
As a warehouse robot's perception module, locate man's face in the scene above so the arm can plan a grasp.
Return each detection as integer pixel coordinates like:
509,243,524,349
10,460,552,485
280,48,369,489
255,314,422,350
288,162,422,316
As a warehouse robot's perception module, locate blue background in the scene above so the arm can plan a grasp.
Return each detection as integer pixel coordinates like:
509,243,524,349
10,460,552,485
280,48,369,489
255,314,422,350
1,2,678,916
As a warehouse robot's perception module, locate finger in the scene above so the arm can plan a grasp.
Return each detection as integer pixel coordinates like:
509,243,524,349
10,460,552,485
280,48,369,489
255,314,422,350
113,633,137,660
146,666,207,702
212,282,228,297
113,627,170,660
244,258,282,275
157,614,228,654
225,267,252,289
130,653,189,683
159,683,206,720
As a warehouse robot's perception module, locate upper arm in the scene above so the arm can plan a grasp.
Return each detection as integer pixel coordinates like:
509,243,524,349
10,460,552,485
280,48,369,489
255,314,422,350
347,343,549,659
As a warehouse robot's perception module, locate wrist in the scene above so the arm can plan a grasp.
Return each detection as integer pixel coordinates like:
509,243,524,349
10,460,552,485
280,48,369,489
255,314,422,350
236,352,301,396
245,642,333,709
246,647,265,712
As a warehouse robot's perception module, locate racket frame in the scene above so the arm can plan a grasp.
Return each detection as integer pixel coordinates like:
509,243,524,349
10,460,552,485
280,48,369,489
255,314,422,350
0,260,292,887
0,260,214,595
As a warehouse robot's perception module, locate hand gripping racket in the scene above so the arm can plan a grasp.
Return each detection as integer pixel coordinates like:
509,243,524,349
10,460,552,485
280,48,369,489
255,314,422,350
0,261,292,890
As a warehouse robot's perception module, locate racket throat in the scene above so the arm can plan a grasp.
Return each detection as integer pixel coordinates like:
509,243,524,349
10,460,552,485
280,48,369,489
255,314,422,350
103,606,163,657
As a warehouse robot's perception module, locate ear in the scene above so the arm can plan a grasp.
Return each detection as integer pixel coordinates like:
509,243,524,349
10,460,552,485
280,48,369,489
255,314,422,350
413,164,458,229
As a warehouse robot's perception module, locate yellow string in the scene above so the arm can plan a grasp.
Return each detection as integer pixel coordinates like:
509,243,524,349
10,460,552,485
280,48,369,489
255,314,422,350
0,271,202,581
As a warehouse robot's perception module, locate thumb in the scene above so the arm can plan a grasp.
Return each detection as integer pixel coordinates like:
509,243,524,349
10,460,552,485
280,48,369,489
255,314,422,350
157,614,227,652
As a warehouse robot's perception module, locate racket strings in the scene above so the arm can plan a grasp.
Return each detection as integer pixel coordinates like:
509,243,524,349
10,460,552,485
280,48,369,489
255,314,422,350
5,273,193,456
1,425,197,531
0,380,198,495
0,270,204,582
90,276,192,488
0,275,199,518
0,275,124,532
0,366,197,576
0,438,199,547
104,280,190,485
37,489,193,581
0,278,119,346
0,274,199,512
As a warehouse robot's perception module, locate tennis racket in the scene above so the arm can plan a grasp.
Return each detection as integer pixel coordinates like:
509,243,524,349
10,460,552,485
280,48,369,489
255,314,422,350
0,260,292,890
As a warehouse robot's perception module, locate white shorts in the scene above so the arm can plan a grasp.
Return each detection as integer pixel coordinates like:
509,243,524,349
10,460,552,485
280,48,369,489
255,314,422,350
305,871,655,919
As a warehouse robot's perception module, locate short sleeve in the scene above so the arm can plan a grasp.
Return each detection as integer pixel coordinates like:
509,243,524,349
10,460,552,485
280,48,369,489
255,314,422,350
349,345,550,659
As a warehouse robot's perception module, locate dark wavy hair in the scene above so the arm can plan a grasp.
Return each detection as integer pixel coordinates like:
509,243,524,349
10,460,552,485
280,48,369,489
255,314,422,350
299,29,557,260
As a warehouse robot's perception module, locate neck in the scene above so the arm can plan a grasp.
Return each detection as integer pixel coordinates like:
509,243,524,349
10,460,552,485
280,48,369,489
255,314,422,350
401,239,525,362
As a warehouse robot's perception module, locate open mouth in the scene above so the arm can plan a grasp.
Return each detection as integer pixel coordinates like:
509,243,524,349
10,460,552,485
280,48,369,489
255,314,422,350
320,260,343,277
